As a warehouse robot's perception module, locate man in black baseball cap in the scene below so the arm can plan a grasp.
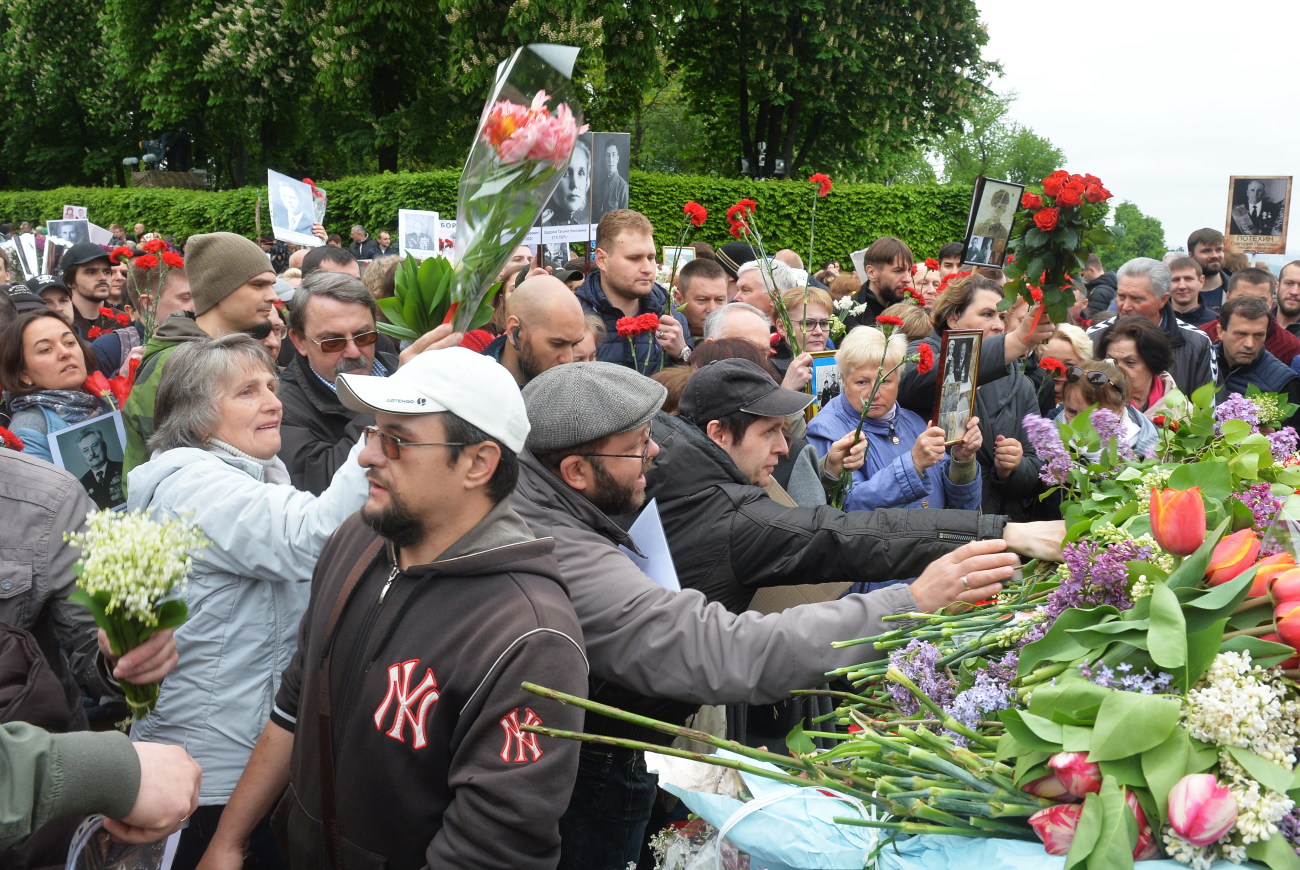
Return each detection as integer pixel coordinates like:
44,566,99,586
25,275,75,324
60,242,117,336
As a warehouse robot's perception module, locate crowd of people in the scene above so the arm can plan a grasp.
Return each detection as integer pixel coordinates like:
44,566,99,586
0,204,1295,869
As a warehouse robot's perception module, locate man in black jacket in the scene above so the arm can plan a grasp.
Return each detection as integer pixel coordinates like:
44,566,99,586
346,225,381,260
1215,296,1300,427
278,271,395,493
842,236,915,331
1081,254,1117,319
199,348,587,869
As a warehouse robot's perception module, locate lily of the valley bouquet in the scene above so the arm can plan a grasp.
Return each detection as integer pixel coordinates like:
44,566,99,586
377,44,586,341
66,510,208,718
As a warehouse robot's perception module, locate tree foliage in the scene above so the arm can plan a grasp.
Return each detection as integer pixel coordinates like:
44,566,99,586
672,0,997,180
0,0,999,190
930,92,1065,186
1106,201,1169,266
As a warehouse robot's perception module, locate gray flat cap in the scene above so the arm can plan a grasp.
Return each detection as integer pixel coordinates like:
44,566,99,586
523,361,667,453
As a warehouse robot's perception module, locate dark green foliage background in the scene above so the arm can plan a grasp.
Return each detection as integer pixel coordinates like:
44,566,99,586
2,172,972,265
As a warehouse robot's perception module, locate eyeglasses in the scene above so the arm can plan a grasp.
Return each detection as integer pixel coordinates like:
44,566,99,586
269,325,288,339
307,330,380,353
1064,366,1118,389
363,426,466,461
574,427,654,462
800,318,831,332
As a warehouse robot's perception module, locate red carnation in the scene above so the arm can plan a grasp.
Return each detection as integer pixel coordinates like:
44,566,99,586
109,245,134,264
615,317,638,338
0,426,24,451
1021,192,1043,210
142,238,167,254
115,312,131,326
1030,287,1043,303
936,270,972,295
683,201,708,227
729,221,746,238
925,258,939,271
876,315,904,328
86,327,103,338
727,199,757,222
808,173,832,196
98,306,115,317
162,251,184,269
910,264,918,276
902,286,924,305
1033,208,1059,232
916,343,934,375
1039,356,1066,375
134,254,159,270
639,313,661,332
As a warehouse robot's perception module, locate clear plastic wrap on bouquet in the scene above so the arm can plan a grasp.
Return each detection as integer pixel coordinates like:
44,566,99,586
449,43,584,332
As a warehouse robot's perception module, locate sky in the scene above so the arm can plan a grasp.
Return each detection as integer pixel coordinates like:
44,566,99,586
976,0,1300,260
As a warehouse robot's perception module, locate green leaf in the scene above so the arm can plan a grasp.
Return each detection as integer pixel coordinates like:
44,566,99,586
1087,777,1138,870
1061,724,1095,753
1064,791,1103,870
1099,755,1146,789
1089,691,1181,761
1165,518,1230,590
1226,746,1295,794
1183,619,1229,688
999,709,1063,753
1147,583,1187,670
1019,607,1119,676
1247,829,1300,870
1168,460,1231,501
1142,730,1200,820
1024,678,1110,726
154,599,189,631
785,721,815,756
1220,634,1295,669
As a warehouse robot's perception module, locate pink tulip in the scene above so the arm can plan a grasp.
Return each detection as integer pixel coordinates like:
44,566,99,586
1048,752,1103,798
1029,803,1083,855
1124,788,1160,859
1023,772,1073,800
1168,774,1238,846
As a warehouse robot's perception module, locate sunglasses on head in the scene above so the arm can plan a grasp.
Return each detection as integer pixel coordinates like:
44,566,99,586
307,330,380,353
1064,366,1117,389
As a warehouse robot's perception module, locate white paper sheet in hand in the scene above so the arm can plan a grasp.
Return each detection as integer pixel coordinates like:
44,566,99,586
618,498,680,591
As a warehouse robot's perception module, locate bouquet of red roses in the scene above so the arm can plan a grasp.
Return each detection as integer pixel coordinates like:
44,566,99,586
1003,171,1116,323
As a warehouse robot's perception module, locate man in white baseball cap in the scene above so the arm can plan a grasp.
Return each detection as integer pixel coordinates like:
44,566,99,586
202,346,588,869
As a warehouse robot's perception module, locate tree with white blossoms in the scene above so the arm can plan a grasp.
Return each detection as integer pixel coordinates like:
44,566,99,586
65,510,208,719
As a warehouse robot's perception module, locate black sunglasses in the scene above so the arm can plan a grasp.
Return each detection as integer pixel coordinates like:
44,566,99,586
307,330,380,353
1064,366,1117,389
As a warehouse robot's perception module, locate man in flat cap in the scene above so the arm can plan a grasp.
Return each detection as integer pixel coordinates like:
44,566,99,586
512,360,1063,869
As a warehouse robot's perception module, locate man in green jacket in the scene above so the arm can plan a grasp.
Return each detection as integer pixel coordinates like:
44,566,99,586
124,232,277,470
0,722,200,849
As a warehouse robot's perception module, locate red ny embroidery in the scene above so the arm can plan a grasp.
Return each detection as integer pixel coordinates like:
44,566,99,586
373,659,440,749
498,707,544,763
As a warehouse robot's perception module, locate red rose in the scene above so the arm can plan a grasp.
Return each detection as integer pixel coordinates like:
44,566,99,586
115,312,131,325
162,251,184,269
1039,356,1066,375
134,254,159,269
683,201,708,227
876,315,904,327
1042,172,1069,197
916,343,934,374
109,245,134,264
142,238,166,254
808,173,833,196
1021,192,1043,210
1033,208,1059,232
0,426,24,451
1084,184,1106,203
925,258,939,271
1056,188,1082,208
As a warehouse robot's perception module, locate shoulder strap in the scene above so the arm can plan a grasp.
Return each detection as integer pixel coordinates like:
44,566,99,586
317,535,384,870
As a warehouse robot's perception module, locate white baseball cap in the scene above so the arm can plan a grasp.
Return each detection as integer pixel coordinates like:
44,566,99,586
336,347,529,453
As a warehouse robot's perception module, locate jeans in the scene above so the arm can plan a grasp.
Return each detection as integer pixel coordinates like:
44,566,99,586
558,744,659,870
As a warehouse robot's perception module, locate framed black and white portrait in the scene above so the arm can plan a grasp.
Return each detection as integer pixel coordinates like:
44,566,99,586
398,210,440,260
47,219,90,248
1225,175,1291,255
932,329,981,446
48,412,128,511
268,170,323,247
962,176,1023,269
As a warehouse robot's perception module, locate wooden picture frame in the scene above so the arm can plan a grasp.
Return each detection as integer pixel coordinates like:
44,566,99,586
931,329,982,446
962,175,1024,269
1224,175,1292,255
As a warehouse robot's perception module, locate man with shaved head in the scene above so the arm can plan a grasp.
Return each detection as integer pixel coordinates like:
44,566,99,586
484,274,589,385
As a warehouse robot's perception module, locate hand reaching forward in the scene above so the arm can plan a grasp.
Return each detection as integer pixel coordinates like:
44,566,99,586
909,539,1020,613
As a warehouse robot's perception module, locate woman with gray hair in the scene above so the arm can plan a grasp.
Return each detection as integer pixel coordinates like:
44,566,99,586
126,333,367,869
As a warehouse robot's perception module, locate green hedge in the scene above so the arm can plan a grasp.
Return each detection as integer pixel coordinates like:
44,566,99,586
0,172,972,265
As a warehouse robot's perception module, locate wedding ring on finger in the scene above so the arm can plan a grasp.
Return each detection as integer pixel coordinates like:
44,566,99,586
960,575,969,589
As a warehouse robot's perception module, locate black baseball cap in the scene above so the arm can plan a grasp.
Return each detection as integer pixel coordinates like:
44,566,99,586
60,242,111,276
6,287,46,313
26,274,71,298
679,358,812,424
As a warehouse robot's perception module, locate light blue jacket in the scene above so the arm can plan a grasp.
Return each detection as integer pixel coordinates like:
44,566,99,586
126,441,367,803
806,393,982,514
